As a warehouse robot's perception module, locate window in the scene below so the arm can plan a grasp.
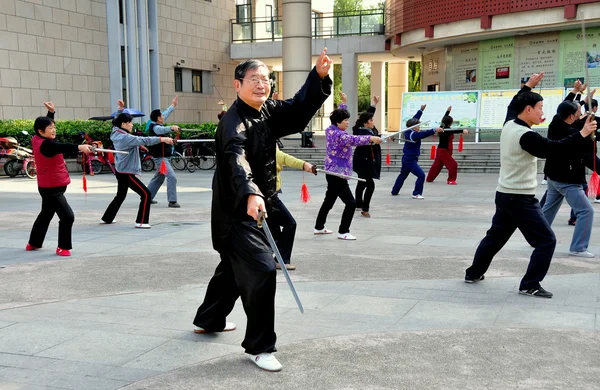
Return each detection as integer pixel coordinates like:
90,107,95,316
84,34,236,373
192,71,202,93
174,68,182,92
265,4,273,33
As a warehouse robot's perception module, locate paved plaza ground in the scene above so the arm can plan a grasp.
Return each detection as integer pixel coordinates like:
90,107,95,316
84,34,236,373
0,169,599,389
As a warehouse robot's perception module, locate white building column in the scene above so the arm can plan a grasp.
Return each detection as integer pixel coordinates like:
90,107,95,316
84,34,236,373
370,61,386,130
125,0,140,111
282,0,311,99
105,0,122,111
341,52,358,118
137,0,151,116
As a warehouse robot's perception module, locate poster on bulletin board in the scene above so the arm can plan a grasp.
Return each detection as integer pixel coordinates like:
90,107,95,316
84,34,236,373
479,88,565,128
401,91,480,129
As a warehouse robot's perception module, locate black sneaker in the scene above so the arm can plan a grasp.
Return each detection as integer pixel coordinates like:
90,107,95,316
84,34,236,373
568,218,576,226
168,202,181,208
464,275,485,284
151,200,157,204
519,286,553,298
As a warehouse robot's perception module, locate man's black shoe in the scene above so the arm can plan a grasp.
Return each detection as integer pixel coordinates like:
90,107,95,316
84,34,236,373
465,275,485,284
168,202,181,208
151,200,157,204
519,286,553,298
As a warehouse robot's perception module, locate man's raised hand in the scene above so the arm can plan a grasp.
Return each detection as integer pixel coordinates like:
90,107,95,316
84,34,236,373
247,194,266,221
525,72,544,89
340,92,347,104
117,99,125,110
316,48,333,78
420,104,427,111
172,95,178,107
581,114,597,137
373,96,380,106
43,101,55,113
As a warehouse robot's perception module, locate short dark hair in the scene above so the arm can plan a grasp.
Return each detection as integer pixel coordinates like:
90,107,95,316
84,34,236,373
406,118,420,128
330,109,350,125
234,59,268,83
33,116,54,136
512,91,544,114
217,110,226,120
112,113,134,129
584,98,598,112
150,109,162,122
355,112,374,128
441,115,453,128
557,101,580,120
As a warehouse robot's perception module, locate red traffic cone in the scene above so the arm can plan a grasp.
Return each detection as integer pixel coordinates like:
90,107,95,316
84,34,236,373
458,134,464,152
430,145,436,159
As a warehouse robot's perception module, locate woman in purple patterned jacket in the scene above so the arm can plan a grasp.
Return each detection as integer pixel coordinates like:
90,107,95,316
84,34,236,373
313,107,382,240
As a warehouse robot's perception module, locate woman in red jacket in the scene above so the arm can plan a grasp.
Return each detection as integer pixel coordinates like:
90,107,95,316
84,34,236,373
26,102,93,256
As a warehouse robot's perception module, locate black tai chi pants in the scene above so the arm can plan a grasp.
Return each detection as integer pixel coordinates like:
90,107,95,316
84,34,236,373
193,222,277,355
29,186,74,250
267,196,297,264
102,172,152,224
466,192,556,291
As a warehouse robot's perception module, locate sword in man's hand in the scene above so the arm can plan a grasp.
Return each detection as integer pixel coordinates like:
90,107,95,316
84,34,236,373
257,211,304,314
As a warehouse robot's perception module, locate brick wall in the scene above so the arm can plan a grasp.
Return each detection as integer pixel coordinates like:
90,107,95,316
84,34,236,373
0,0,110,120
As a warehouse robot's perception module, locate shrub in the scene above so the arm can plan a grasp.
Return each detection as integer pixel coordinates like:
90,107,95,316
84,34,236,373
0,120,217,158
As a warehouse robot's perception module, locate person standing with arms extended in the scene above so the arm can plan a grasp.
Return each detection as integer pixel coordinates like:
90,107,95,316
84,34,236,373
192,49,332,372
101,100,174,228
146,95,181,208
313,104,382,240
27,102,94,256
465,73,596,298
352,95,382,218
425,106,469,185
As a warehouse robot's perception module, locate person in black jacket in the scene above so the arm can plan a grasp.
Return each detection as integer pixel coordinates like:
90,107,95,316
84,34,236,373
352,95,381,217
425,107,469,185
192,49,332,372
542,99,597,258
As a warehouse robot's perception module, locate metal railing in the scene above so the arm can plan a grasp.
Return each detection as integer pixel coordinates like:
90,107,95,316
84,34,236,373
231,9,385,43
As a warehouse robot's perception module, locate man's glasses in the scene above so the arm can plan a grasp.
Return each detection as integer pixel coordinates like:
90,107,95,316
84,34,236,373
238,77,271,86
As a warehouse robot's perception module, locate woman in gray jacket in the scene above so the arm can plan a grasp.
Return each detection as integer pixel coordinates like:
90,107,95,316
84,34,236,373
101,112,174,228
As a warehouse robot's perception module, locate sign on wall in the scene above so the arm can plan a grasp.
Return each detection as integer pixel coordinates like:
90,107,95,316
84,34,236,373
452,43,479,91
479,88,564,128
401,91,479,129
516,33,560,87
478,37,515,90
559,27,600,88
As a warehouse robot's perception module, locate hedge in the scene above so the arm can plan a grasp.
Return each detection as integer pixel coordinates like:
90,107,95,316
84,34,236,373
0,120,217,158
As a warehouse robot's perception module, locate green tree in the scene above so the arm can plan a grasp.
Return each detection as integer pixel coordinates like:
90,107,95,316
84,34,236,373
408,61,422,92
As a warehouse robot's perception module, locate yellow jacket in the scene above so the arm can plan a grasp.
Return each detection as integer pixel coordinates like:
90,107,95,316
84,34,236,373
276,148,306,191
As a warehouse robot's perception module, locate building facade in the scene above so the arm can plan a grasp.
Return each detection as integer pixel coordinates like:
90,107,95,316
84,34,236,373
0,0,238,123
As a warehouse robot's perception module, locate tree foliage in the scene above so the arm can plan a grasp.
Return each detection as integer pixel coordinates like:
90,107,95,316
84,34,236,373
408,61,422,92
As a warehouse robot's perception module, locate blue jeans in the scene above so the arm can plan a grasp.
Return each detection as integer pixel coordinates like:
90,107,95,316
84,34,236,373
391,158,424,196
466,192,556,290
542,179,593,252
147,157,178,203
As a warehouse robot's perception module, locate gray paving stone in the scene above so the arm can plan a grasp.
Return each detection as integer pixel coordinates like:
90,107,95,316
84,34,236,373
0,322,15,330
122,340,240,372
0,353,56,370
102,366,162,382
37,360,115,377
495,306,596,329
0,324,86,355
396,301,501,329
35,331,169,366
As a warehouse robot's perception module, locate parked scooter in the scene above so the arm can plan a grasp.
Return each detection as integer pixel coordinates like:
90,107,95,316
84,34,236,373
77,132,116,175
0,131,36,179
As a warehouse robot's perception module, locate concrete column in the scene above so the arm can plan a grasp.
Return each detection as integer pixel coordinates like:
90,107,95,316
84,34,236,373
137,0,151,116
387,62,408,132
147,0,160,109
341,52,358,118
125,0,140,111
282,0,311,100
105,0,122,111
370,61,386,130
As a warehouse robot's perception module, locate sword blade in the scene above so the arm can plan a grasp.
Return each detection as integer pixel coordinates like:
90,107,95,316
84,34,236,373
258,212,304,314
381,120,431,142
176,139,215,143
93,147,129,155
180,129,212,132
316,169,366,182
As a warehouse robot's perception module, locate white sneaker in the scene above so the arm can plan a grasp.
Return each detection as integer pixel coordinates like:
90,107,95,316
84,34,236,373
594,198,600,204
99,219,116,224
541,179,547,185
134,223,152,229
193,322,236,334
314,228,333,235
411,194,424,199
248,352,282,372
569,250,594,258
337,233,356,240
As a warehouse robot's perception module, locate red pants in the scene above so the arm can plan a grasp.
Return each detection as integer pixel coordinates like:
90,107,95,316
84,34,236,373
426,148,457,182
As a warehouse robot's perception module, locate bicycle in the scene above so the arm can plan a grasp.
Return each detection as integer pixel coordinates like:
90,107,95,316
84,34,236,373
181,141,216,172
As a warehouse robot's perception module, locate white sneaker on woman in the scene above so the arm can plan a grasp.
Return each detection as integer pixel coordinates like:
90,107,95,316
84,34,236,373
313,228,333,235
337,233,356,240
134,223,151,229
248,353,282,372
411,194,424,199
193,322,236,334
